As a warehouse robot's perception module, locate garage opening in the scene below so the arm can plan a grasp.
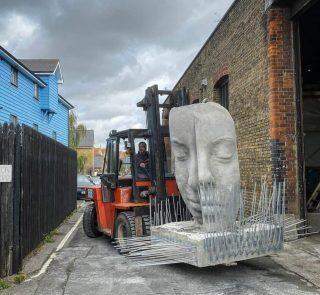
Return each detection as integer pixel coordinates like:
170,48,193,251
298,1,320,221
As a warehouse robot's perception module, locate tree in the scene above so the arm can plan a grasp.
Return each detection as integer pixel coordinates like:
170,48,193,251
69,111,87,149
69,110,78,149
69,111,89,174
77,155,87,174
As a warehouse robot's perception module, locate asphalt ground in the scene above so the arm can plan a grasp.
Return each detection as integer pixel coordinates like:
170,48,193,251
3,206,320,295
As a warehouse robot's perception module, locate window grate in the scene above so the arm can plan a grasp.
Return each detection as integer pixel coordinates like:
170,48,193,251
215,76,229,110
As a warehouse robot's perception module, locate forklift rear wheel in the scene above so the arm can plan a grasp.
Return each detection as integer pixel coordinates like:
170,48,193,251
83,203,102,238
114,212,136,250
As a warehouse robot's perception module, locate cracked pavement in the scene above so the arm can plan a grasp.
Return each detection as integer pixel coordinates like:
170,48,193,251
3,217,320,295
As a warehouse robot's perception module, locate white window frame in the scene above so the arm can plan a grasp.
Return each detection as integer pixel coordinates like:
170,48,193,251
34,83,39,100
52,131,57,140
33,123,38,131
11,67,18,87
10,114,18,126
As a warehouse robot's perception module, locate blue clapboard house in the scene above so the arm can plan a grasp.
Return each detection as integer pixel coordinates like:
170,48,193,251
0,45,73,146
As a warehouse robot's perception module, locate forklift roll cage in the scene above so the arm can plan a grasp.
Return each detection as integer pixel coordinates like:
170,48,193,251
101,85,189,203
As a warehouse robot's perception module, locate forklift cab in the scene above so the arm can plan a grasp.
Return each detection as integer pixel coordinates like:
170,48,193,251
101,129,154,203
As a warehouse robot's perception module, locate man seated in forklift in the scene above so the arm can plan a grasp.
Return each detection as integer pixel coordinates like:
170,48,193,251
135,141,150,179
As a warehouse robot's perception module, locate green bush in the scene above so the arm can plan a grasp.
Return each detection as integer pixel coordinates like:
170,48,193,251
13,273,27,284
0,279,10,290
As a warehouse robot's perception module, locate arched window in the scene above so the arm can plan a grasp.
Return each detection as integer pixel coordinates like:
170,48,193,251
214,75,229,110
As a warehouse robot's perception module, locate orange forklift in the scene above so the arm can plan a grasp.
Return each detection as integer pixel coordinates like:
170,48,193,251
83,85,189,243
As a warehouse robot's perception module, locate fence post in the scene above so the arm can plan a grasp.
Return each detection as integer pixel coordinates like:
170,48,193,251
0,124,15,277
12,125,21,274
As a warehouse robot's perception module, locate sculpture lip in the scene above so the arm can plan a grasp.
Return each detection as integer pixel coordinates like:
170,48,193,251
184,186,200,202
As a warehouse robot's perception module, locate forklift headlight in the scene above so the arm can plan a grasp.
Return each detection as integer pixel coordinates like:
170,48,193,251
87,189,94,199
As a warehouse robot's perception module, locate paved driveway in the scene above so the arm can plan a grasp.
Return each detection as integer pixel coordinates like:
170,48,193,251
5,219,320,295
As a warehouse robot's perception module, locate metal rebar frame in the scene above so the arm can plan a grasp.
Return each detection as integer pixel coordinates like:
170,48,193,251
115,181,309,267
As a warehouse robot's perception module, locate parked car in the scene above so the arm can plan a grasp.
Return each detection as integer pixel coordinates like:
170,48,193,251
77,175,97,200
90,176,101,186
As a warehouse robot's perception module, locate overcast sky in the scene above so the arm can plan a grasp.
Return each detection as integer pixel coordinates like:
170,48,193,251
0,0,233,146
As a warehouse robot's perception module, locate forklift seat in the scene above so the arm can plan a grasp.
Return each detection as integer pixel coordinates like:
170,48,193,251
118,175,132,187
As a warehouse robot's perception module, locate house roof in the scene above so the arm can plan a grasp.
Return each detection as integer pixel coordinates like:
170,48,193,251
0,45,46,87
58,94,74,110
20,58,64,84
77,130,94,148
20,59,59,73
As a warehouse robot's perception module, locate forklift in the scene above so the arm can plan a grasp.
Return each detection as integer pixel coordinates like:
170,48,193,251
83,85,189,244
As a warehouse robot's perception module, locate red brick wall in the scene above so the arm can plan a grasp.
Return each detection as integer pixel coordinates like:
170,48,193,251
267,7,299,214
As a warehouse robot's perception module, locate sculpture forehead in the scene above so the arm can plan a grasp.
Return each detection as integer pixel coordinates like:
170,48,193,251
169,102,235,141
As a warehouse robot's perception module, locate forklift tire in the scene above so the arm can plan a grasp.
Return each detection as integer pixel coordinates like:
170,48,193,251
114,212,136,250
83,203,102,238
141,215,151,236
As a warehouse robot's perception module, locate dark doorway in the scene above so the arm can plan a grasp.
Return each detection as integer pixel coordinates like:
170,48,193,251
298,1,320,217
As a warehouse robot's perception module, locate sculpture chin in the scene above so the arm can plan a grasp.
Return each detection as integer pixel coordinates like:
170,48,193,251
180,185,203,224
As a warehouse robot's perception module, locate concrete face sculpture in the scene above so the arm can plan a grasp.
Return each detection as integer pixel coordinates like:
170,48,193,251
169,102,240,229
118,102,286,268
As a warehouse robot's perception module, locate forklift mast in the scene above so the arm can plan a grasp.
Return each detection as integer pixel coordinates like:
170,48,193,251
137,85,189,200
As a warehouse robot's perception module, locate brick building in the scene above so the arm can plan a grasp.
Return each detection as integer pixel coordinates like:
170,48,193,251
165,0,320,220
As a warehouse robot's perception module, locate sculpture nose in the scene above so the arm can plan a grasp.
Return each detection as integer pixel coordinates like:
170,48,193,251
187,151,213,189
197,152,213,186
187,153,198,189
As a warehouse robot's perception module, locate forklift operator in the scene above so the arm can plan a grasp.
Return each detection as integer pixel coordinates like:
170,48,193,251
135,142,150,179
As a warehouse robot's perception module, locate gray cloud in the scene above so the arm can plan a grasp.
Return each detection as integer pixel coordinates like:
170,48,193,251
0,0,233,145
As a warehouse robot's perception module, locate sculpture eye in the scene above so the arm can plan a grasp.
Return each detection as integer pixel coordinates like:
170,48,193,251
211,138,235,162
172,141,189,162
175,148,189,162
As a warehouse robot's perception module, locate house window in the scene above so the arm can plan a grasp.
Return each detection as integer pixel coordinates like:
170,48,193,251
52,131,57,140
11,67,18,87
215,75,229,110
33,124,38,131
34,83,39,100
10,114,18,126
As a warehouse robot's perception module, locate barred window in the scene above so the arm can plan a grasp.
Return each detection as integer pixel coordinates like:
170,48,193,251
215,75,229,110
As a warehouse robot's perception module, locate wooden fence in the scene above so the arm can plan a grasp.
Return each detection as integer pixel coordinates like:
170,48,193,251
0,124,77,277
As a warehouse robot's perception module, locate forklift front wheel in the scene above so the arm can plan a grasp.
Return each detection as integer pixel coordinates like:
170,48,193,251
83,203,102,238
114,212,136,251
